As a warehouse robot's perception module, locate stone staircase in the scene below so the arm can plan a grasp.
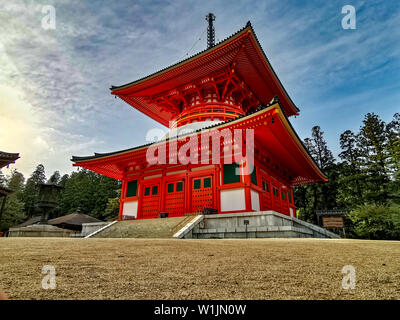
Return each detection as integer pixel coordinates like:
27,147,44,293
91,211,339,239
92,216,191,238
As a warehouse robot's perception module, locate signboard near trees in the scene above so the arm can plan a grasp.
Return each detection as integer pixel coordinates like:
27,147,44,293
322,216,344,228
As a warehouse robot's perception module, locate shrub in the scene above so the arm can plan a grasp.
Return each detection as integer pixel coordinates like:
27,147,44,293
348,204,400,240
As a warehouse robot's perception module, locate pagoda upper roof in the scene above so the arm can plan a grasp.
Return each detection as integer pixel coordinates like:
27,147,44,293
72,98,326,186
110,22,300,126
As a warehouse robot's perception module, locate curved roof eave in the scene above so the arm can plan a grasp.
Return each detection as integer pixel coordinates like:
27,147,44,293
109,22,300,115
72,98,325,182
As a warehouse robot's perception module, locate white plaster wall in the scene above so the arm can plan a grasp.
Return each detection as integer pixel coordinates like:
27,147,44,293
122,200,138,218
220,188,246,212
163,120,223,139
251,190,260,211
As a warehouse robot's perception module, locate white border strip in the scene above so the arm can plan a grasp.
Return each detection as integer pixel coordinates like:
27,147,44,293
173,215,204,238
84,221,118,238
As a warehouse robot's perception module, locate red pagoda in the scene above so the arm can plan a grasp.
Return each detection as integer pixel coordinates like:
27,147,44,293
72,19,326,220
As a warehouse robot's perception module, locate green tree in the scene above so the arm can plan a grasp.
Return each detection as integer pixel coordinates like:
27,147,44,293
59,174,69,188
103,189,121,220
7,169,25,194
60,169,120,220
358,113,391,204
23,164,46,216
48,171,61,184
348,204,400,240
387,113,400,173
337,130,365,208
386,113,400,203
295,126,337,224
0,170,26,231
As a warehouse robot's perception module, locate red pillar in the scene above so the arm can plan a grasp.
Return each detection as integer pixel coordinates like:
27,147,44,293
118,179,126,221
242,163,252,212
215,165,221,213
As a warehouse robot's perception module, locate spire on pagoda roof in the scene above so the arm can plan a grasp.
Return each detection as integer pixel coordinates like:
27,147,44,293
206,13,216,49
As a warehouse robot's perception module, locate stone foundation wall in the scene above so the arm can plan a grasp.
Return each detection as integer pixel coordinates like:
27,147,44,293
8,224,73,237
177,211,339,239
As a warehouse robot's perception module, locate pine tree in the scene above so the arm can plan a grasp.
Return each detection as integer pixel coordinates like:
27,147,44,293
48,171,61,184
59,174,69,188
338,130,365,208
387,113,400,179
59,169,120,219
6,169,25,201
295,126,337,224
358,113,390,204
0,170,26,231
386,113,400,203
23,164,46,216
310,126,335,171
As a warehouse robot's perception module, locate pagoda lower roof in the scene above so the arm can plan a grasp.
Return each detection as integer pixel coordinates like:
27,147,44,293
0,151,20,169
110,22,299,126
72,99,326,186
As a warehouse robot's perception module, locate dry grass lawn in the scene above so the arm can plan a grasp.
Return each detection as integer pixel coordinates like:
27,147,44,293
0,237,399,300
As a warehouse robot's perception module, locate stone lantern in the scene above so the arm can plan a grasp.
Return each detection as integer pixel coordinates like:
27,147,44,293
37,183,63,224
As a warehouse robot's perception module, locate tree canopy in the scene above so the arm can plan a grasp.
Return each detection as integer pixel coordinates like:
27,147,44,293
295,112,400,239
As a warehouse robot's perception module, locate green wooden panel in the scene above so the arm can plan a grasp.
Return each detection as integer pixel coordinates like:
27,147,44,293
223,163,240,184
288,191,292,203
144,187,150,196
152,186,158,195
194,179,201,189
262,181,265,191
204,177,211,188
176,182,183,192
266,183,269,192
126,180,137,197
250,166,257,185
167,183,174,193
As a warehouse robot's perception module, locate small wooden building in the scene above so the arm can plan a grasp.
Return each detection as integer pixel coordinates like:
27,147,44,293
48,213,102,232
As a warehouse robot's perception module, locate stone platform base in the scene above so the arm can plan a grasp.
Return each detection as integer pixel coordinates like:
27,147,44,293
8,224,73,237
174,211,340,239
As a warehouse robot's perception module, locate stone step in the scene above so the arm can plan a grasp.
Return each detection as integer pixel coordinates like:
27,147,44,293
92,216,190,238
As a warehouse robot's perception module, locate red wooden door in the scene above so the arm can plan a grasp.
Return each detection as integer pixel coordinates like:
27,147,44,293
191,176,214,213
165,180,185,217
141,183,161,218
272,185,281,212
281,189,289,215
261,178,272,210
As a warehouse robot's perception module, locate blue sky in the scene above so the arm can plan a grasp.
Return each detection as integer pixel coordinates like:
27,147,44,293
0,0,399,178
